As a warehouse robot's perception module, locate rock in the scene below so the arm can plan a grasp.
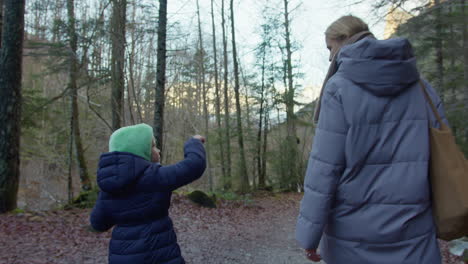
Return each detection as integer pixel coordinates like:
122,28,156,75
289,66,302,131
448,237,468,258
28,215,43,222
186,190,216,208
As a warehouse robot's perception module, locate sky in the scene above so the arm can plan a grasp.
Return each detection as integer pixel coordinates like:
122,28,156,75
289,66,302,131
165,0,388,102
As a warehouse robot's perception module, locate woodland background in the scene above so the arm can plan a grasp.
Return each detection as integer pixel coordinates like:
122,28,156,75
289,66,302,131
0,0,466,211
0,0,467,263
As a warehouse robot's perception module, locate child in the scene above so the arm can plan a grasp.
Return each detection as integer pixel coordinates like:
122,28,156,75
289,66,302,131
90,123,206,264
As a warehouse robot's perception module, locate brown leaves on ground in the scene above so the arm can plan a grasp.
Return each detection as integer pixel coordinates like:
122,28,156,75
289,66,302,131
0,193,463,264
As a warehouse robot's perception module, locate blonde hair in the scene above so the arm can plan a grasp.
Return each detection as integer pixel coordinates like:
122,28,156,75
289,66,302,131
325,15,369,41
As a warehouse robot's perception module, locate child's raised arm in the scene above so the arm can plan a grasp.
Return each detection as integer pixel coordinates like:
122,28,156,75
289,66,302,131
140,137,206,192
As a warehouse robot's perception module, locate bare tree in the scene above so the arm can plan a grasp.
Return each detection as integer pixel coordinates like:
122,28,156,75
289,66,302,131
282,0,299,190
230,0,249,192
221,0,232,189
154,0,167,153
257,60,266,189
211,0,227,184
128,1,143,124
0,0,25,213
256,28,268,189
66,0,91,192
261,100,269,189
196,0,212,190
111,0,126,130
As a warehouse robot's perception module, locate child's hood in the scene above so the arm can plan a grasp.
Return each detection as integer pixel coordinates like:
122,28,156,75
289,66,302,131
97,152,151,194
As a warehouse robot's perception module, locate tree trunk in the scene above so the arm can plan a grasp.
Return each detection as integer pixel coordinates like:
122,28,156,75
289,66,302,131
240,64,254,187
434,0,444,99
221,0,232,190
196,0,212,191
448,1,455,98
0,0,3,49
153,0,167,153
0,0,25,213
283,0,298,190
462,0,468,143
111,0,126,130
230,0,249,192
129,1,143,123
240,66,252,132
261,101,269,189
280,59,289,188
66,0,91,191
462,0,468,98
257,50,266,189
68,109,74,202
211,0,226,184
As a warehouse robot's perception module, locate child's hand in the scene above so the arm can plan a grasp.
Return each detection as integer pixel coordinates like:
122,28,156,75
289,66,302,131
193,135,205,144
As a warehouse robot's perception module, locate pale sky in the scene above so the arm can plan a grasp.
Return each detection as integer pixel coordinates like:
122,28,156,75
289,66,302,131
166,0,388,103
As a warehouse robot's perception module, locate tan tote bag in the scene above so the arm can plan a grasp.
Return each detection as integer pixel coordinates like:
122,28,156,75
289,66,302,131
420,81,468,241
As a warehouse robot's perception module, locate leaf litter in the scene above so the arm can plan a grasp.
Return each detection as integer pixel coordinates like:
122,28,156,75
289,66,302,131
0,193,462,264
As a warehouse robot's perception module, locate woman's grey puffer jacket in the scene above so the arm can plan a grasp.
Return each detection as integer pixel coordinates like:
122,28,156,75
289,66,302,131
296,37,444,264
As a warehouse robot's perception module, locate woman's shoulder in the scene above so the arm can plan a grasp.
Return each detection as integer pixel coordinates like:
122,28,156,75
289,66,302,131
324,73,359,98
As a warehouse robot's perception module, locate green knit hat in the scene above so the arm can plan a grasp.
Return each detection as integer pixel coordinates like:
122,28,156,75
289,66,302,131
109,123,154,161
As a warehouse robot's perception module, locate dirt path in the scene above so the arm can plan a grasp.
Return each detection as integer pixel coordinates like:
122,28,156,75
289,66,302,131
173,193,312,264
0,192,462,264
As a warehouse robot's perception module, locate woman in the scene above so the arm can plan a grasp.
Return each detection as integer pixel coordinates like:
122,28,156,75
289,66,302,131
296,15,445,264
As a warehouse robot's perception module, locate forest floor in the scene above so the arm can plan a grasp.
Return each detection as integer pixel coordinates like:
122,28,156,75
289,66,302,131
0,192,463,264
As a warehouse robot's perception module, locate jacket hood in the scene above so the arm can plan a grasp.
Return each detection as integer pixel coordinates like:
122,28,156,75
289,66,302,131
336,37,420,96
97,152,151,194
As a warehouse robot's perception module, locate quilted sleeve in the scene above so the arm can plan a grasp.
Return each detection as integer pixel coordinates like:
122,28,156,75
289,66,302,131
295,85,348,250
144,138,206,192
89,192,114,232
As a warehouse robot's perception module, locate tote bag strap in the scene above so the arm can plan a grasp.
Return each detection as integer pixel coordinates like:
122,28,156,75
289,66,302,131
419,80,444,127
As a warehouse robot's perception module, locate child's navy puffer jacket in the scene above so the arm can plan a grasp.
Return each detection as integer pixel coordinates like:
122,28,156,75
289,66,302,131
90,138,206,264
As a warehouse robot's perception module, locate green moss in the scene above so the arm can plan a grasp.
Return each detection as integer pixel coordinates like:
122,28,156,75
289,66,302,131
11,208,25,214
69,188,99,209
